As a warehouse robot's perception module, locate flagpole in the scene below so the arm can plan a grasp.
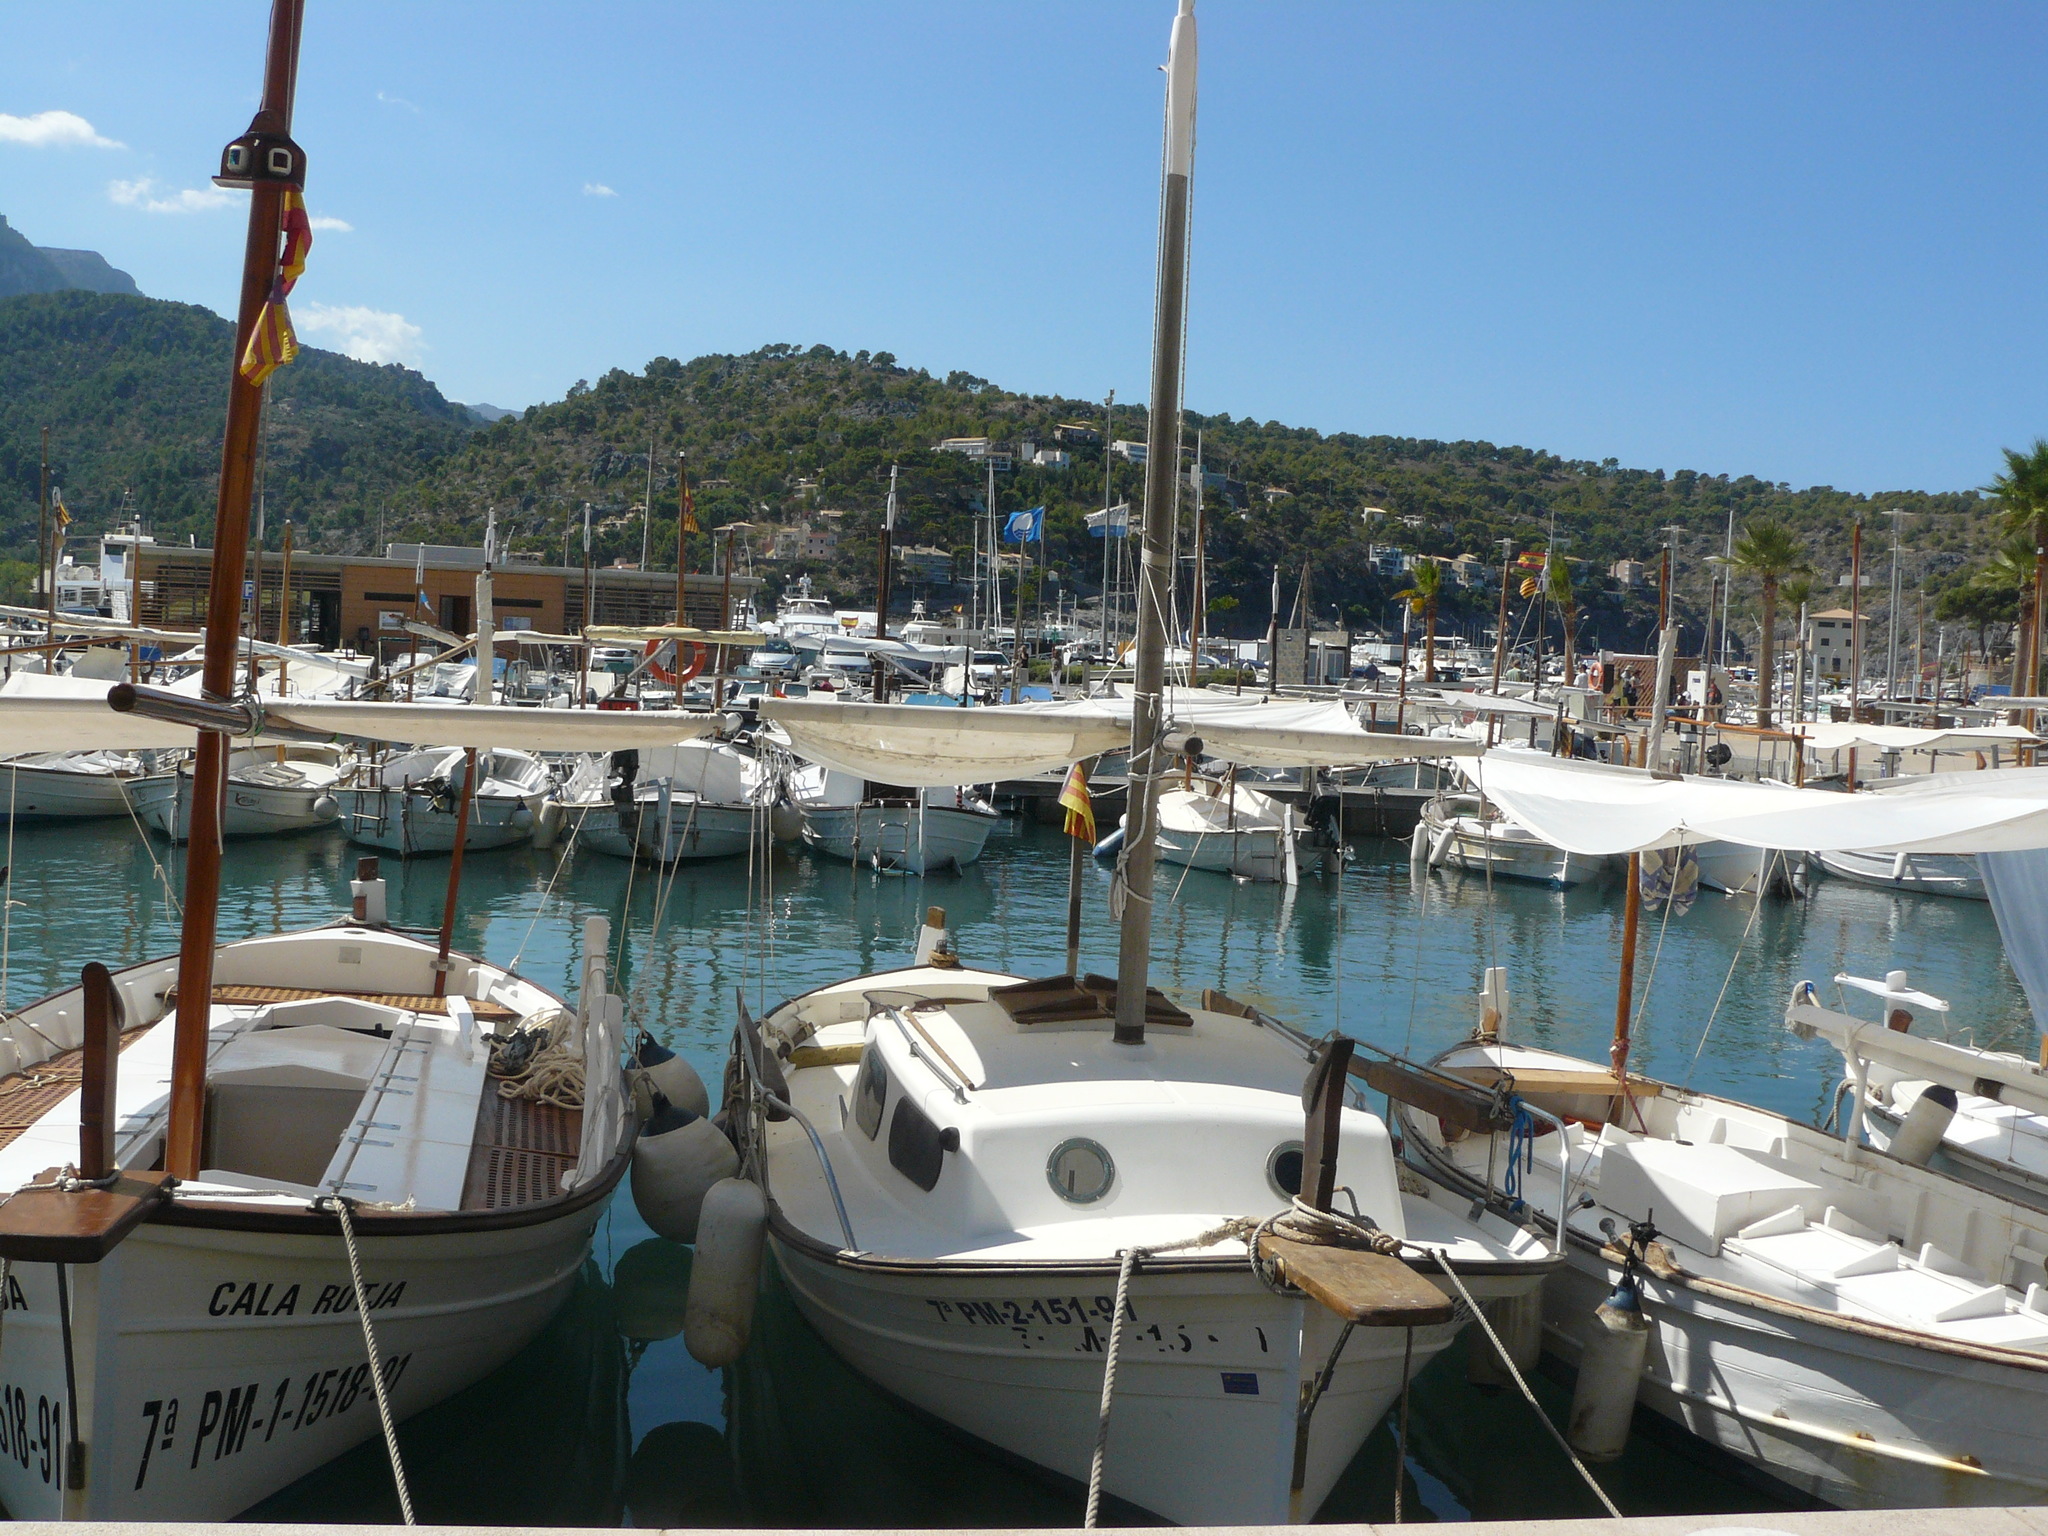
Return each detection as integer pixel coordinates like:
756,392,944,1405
579,501,593,706
165,0,306,1179
674,449,691,625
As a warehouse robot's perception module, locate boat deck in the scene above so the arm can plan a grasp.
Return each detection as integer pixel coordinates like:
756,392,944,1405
0,1024,152,1154
462,1080,583,1211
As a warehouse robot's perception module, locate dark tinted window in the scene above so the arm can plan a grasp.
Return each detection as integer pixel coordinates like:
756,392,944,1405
887,1096,954,1192
852,1042,888,1140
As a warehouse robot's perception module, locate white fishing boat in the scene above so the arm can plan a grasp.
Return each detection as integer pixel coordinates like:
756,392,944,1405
767,575,841,644
706,20,1555,1519
336,746,553,857
1692,838,1807,898
1389,747,2048,1508
579,739,772,864
786,763,998,874
0,750,172,823
728,956,1557,1526
1154,775,1325,883
0,881,634,1521
1414,791,1611,887
130,743,348,841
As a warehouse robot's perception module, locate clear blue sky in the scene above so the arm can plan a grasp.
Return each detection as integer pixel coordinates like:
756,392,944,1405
5,1,2044,495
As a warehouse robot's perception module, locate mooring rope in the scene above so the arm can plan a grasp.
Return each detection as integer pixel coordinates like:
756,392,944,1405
328,1196,416,1524
1418,1246,1620,1519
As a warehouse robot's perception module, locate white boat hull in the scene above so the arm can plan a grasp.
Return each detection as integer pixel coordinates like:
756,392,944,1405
798,804,995,873
773,1237,1462,1524
1815,849,1986,900
131,775,339,841
578,800,755,863
335,787,541,856
0,1204,603,1521
1693,840,1806,897
1155,823,1321,882
0,765,166,823
1421,814,1609,887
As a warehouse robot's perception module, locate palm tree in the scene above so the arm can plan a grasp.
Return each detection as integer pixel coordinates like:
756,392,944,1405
1544,554,1579,690
1988,439,2048,695
1395,558,1444,683
1728,520,1810,728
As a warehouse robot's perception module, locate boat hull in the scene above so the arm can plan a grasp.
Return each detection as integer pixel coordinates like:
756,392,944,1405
771,1237,1461,1525
1420,814,1608,887
1155,824,1321,882
577,801,755,863
798,804,995,873
335,788,541,856
0,766,166,823
1814,849,1985,900
131,775,339,842
0,1191,605,1521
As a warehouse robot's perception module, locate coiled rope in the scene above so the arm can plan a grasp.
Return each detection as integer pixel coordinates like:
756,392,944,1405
490,1007,585,1107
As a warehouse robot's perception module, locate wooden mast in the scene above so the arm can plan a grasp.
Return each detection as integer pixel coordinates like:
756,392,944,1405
872,464,897,704
674,448,690,624
165,0,306,1180
1113,0,1197,1048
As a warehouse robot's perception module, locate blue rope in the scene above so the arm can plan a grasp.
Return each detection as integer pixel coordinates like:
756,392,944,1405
1503,1101,1535,1213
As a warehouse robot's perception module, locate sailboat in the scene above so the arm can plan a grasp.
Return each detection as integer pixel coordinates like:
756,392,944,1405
131,742,348,841
580,738,776,864
1390,744,2048,1509
709,10,1556,1523
0,9,730,1516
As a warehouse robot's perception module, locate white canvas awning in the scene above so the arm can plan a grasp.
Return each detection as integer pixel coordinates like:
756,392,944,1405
758,690,1475,787
1795,721,2037,755
0,694,732,754
1457,751,2048,856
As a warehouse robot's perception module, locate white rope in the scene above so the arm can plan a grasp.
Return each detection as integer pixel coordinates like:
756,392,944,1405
1084,1245,1143,1529
492,1007,585,1107
1682,867,1770,1090
1418,1245,1620,1519
330,1197,415,1524
114,770,182,919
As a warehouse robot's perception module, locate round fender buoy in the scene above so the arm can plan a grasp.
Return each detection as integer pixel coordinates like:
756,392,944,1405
637,1034,710,1119
631,1094,739,1243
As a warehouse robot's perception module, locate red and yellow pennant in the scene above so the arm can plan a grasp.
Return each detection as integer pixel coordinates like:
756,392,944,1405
239,189,314,386
1058,762,1096,844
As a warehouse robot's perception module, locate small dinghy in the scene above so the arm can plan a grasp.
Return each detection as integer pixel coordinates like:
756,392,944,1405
336,746,552,856
131,743,347,841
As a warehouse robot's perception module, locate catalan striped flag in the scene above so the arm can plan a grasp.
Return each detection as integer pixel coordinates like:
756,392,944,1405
1058,761,1095,844
681,470,699,534
239,190,314,386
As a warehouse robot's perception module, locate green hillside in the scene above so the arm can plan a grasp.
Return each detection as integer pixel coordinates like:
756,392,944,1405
0,296,2002,648
0,289,471,569
401,344,1993,647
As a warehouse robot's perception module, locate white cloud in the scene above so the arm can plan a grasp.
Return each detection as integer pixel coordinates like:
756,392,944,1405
376,90,421,113
308,215,353,232
582,182,617,198
0,110,123,149
108,176,232,214
297,302,423,367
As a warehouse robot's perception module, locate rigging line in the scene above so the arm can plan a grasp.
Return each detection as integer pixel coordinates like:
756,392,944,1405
506,803,593,974
612,795,646,980
1681,870,1770,1091
1400,803,1436,1060
328,1197,416,1525
1630,855,1681,1041
115,770,181,919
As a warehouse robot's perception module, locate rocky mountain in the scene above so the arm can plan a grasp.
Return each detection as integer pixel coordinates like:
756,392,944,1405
0,215,139,301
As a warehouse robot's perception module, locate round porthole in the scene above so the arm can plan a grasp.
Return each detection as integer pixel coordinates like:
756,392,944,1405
1267,1141,1305,1199
1046,1138,1116,1204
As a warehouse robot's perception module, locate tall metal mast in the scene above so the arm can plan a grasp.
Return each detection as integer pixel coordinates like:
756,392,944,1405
1114,0,1197,1047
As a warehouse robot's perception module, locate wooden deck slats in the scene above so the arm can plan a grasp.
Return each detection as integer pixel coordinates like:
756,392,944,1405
167,982,521,1023
0,1025,153,1152
460,1080,582,1211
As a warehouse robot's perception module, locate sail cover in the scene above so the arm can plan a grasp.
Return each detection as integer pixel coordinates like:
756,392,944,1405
758,698,1131,785
759,691,1476,786
1795,721,2038,755
0,694,732,753
1459,751,2048,856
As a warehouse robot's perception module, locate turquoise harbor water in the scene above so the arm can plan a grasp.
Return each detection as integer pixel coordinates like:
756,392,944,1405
0,813,2028,1525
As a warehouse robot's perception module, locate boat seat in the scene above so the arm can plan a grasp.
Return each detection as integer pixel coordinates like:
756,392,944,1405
1598,1136,1824,1256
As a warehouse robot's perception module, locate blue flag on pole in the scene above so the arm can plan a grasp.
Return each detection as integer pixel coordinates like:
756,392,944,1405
1086,503,1131,537
1002,506,1045,543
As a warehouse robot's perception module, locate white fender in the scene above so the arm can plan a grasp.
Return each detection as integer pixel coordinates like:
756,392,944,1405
1889,1083,1958,1168
630,1105,738,1243
1567,1280,1650,1461
637,1037,711,1119
684,1177,768,1368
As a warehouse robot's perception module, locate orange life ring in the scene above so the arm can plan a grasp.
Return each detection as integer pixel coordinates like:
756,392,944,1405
644,638,706,686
